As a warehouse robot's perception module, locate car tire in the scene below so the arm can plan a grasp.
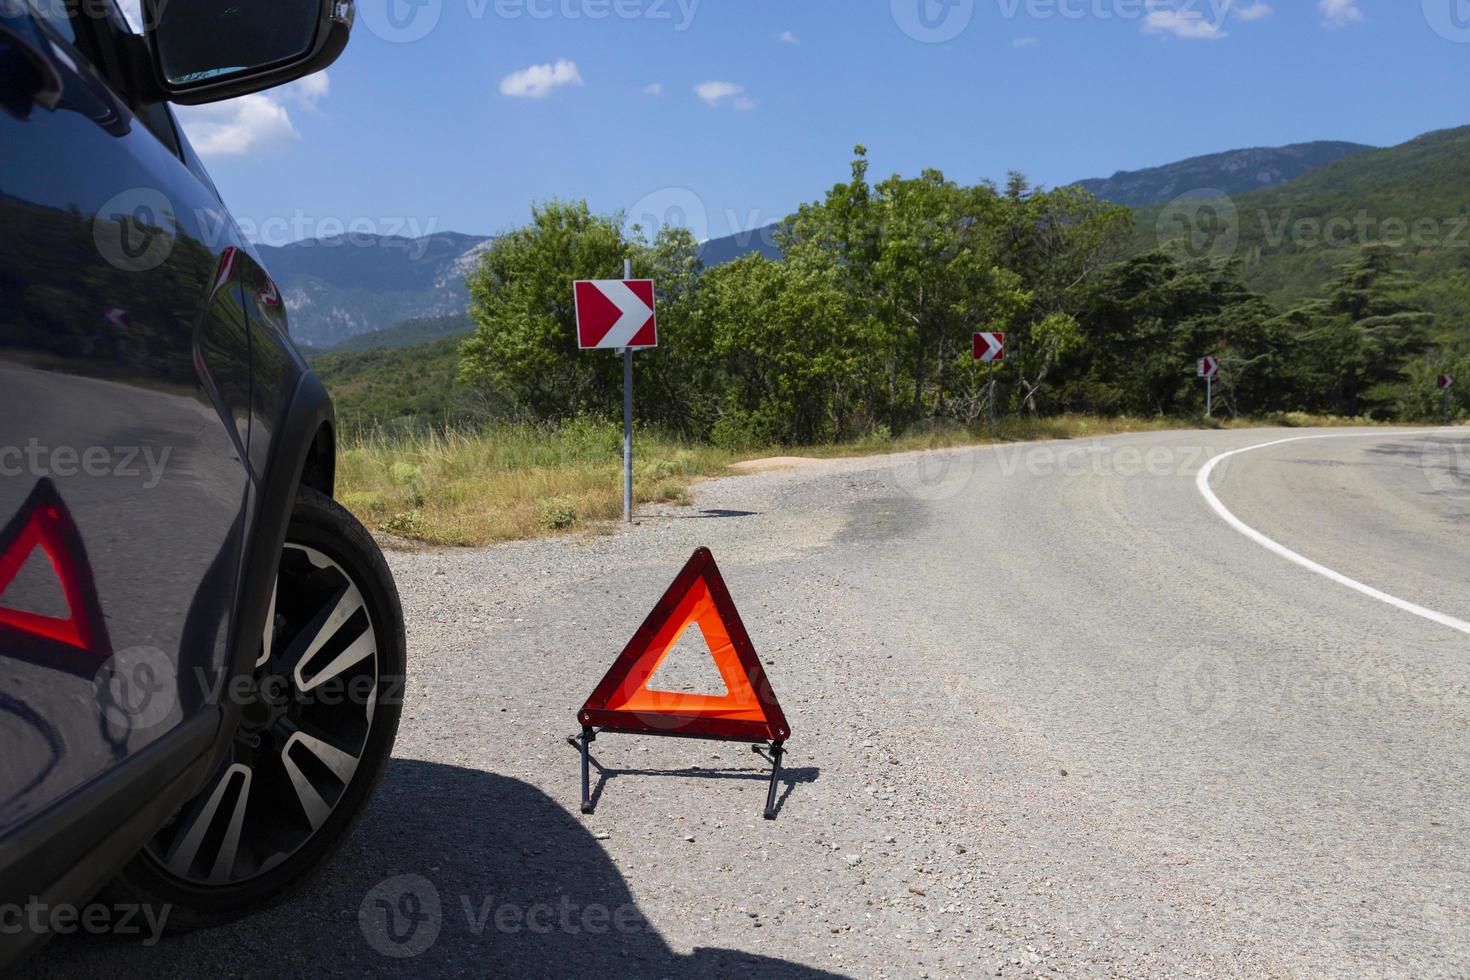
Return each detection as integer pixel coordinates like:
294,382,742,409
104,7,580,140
107,487,405,932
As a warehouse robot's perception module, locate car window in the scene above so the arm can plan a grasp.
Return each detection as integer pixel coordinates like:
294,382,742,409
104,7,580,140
58,0,185,158
103,0,140,35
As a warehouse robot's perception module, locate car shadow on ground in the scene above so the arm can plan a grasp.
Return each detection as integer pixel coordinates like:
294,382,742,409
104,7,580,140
31,758,843,979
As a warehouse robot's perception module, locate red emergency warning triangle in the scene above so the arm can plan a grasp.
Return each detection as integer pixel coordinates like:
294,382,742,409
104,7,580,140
0,479,111,661
579,548,789,743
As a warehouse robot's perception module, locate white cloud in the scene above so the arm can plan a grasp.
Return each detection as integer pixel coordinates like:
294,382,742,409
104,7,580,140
1011,35,1039,47
1233,2,1272,21
1319,0,1362,27
1143,8,1227,39
643,83,664,96
172,70,331,158
175,96,299,157
777,30,799,44
695,81,746,108
290,71,330,109
499,59,584,99
733,96,758,111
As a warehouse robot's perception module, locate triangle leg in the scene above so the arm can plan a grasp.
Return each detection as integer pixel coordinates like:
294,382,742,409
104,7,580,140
577,727,596,814
762,741,784,821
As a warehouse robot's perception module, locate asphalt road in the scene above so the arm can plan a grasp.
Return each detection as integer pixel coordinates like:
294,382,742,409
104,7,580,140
31,426,1470,978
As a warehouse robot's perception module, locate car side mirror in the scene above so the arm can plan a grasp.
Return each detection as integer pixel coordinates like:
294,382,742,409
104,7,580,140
143,0,352,106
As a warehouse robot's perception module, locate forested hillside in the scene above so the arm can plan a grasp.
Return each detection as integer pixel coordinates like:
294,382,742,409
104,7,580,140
1139,126,1470,331
313,128,1470,435
310,335,472,432
324,314,474,353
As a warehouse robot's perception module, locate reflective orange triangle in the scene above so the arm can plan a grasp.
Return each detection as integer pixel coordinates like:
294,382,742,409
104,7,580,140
0,479,111,658
579,548,788,742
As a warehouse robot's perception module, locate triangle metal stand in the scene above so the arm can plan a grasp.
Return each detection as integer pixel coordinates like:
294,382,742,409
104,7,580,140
568,726,787,820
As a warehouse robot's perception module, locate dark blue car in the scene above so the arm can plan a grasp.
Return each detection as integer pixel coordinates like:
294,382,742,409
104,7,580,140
0,0,404,964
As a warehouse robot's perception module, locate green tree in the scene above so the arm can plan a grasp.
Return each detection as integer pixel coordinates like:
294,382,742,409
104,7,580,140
1286,244,1434,416
1069,252,1283,417
459,200,634,419
997,177,1133,414
780,147,1028,430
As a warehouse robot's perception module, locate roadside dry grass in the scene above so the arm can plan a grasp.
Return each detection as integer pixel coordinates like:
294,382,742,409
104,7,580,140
337,412,1384,547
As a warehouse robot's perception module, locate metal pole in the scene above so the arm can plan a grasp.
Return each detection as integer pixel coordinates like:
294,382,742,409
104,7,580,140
622,257,633,523
988,361,995,428
1445,387,1451,426
1206,375,1213,418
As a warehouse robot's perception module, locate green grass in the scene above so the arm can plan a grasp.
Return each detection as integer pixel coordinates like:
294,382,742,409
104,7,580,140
337,413,1395,548
337,418,715,546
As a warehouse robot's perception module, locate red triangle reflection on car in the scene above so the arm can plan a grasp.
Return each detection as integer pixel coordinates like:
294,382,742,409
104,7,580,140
0,479,111,659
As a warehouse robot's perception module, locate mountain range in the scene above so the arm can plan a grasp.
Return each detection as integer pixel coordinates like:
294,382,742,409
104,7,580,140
256,233,489,348
1074,141,1373,208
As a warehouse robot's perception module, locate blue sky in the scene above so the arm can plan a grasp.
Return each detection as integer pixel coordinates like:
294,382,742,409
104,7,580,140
159,0,1470,245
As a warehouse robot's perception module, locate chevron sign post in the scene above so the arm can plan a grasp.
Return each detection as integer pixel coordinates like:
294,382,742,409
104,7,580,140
576,266,658,522
973,332,1004,427
1197,356,1219,417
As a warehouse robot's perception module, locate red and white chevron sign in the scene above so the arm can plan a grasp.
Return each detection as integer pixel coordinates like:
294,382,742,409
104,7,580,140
973,331,1004,363
1440,374,1455,391
574,279,657,350
1197,356,1219,380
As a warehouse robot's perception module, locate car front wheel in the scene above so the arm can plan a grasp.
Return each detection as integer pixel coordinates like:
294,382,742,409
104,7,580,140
110,487,405,930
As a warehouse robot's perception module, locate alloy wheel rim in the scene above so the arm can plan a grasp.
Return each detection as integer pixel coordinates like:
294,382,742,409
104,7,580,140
143,543,378,886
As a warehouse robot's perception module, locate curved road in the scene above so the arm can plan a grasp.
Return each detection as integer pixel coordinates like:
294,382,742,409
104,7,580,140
32,426,1470,978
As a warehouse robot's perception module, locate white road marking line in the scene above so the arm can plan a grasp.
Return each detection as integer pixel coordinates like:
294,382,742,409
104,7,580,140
1196,430,1470,637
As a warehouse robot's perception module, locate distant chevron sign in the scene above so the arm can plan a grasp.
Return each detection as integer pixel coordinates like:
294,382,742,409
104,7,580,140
972,331,1004,363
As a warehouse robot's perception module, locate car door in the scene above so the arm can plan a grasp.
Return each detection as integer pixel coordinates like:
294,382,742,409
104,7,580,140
0,0,253,845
